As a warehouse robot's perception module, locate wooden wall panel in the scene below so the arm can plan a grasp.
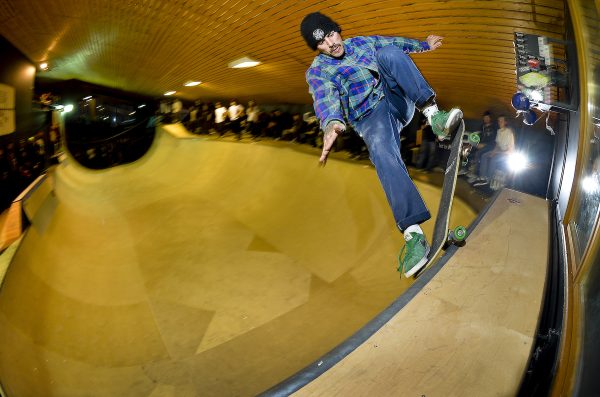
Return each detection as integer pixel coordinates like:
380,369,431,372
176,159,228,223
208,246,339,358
0,0,566,119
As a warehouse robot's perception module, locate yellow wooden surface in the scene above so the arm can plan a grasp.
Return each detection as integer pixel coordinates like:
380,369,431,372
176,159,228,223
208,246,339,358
0,125,476,397
0,0,565,118
21,174,53,222
294,189,549,397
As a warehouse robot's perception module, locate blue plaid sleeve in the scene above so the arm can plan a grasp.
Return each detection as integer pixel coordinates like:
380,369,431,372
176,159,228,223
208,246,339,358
306,68,346,131
369,35,430,53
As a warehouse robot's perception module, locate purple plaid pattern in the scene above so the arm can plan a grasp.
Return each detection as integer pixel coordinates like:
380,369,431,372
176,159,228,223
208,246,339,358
306,35,429,130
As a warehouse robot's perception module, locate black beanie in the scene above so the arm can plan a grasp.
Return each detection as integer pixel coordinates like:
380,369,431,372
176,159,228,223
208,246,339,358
300,12,341,50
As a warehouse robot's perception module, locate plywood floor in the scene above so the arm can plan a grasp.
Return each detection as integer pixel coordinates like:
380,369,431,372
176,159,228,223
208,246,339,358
0,125,476,397
293,189,549,397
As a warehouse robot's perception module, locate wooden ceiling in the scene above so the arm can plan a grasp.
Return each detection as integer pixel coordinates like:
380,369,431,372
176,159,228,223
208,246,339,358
0,0,565,119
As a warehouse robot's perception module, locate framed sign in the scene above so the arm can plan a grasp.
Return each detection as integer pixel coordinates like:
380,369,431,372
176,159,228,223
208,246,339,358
513,32,576,111
0,83,16,135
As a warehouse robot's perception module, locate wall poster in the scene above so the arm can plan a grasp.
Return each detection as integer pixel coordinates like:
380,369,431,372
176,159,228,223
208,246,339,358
0,83,16,135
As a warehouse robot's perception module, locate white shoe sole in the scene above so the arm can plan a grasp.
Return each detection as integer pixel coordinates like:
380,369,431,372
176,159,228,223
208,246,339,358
443,108,464,135
403,245,431,277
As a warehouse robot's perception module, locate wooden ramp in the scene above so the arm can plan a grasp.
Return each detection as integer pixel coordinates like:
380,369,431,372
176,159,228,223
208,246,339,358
270,189,549,397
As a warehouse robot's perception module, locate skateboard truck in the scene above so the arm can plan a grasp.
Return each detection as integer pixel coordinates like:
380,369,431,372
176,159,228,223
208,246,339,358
444,225,468,248
461,133,480,167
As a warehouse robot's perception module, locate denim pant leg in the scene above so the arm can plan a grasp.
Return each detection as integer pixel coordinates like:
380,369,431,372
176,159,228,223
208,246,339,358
376,46,436,124
473,143,494,174
490,153,508,175
480,151,494,179
355,99,431,231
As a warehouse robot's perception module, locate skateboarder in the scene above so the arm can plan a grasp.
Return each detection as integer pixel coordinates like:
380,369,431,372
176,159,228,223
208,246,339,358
300,12,463,277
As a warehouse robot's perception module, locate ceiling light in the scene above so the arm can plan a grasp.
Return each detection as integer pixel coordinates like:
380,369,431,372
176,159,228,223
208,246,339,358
228,56,260,69
63,104,74,113
184,81,202,87
39,62,48,70
83,96,92,100
164,91,176,96
138,104,146,108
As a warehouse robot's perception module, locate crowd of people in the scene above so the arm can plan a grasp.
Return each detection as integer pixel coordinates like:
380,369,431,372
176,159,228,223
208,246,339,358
415,110,517,191
158,98,371,159
0,98,515,214
0,129,60,210
158,97,517,192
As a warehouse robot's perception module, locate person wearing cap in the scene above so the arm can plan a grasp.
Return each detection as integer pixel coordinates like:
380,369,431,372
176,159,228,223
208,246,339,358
467,111,498,183
300,11,463,277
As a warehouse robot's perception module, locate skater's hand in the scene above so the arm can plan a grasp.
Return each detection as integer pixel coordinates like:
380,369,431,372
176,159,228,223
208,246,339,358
426,35,444,50
319,122,345,166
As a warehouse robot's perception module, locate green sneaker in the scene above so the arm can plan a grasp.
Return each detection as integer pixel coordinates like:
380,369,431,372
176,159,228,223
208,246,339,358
397,232,431,277
429,108,463,140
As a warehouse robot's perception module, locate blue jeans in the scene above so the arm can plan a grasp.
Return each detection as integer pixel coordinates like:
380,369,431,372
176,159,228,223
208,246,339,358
472,143,494,175
480,150,509,180
353,46,434,231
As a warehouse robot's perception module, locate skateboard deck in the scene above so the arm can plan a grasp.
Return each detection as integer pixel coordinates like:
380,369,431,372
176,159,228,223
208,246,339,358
414,120,471,278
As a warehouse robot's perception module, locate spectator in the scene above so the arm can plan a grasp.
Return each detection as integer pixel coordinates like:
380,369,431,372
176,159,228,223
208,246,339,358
188,105,199,133
301,112,320,147
228,100,245,140
264,109,285,139
159,100,170,115
146,110,162,131
473,115,515,187
467,111,497,183
281,113,307,141
245,100,261,139
201,103,214,134
214,102,228,136
171,98,183,122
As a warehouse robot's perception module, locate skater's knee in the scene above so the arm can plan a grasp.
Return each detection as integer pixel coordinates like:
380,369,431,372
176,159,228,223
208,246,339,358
376,45,406,64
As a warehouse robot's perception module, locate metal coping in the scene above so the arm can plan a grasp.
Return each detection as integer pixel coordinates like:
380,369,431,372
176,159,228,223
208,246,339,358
258,189,504,397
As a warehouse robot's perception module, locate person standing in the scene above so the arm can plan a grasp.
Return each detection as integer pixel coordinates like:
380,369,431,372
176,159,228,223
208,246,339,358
246,100,261,139
171,98,183,123
214,102,228,137
228,100,245,140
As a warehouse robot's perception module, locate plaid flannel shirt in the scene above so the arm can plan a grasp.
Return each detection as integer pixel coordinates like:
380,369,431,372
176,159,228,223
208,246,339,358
306,35,430,131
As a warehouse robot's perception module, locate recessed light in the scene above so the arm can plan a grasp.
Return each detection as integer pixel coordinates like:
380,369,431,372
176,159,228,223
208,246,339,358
228,57,260,69
184,81,202,87
39,62,48,70
164,91,176,96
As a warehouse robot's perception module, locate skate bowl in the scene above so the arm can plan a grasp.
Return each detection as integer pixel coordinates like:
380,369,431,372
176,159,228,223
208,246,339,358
0,124,477,396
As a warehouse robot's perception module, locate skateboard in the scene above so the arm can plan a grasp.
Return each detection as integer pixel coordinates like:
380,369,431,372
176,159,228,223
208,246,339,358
413,120,478,278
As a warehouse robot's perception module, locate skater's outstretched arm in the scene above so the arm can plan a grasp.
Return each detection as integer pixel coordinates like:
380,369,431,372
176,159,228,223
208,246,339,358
319,122,345,166
425,35,444,50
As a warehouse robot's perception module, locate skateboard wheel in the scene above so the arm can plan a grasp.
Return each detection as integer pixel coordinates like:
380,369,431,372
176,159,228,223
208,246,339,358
453,226,468,241
469,133,480,144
